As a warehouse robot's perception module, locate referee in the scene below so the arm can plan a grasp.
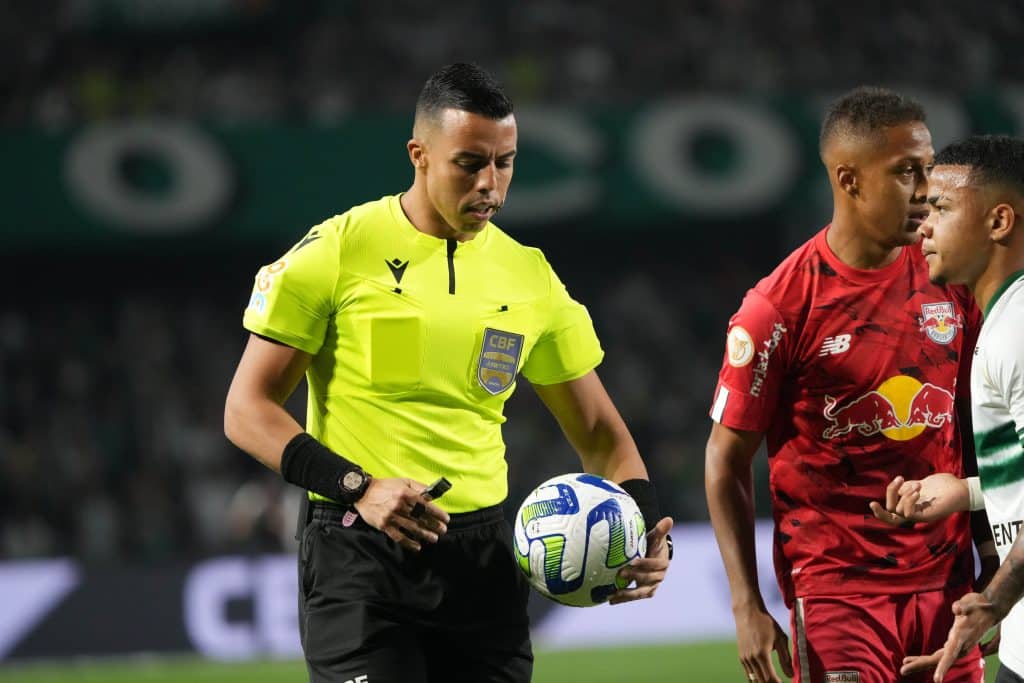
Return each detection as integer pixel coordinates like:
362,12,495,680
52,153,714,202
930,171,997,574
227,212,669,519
224,63,672,683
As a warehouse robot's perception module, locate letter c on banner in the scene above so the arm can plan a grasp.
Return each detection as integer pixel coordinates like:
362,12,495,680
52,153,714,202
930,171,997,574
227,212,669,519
184,557,254,660
498,107,600,224
64,120,233,235
629,96,799,215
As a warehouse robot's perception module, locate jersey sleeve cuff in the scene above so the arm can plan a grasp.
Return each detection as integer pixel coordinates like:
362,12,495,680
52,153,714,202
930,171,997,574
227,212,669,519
243,320,323,356
523,350,603,386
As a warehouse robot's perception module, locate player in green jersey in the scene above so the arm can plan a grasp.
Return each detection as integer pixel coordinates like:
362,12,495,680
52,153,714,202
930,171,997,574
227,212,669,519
224,63,672,683
872,135,1024,682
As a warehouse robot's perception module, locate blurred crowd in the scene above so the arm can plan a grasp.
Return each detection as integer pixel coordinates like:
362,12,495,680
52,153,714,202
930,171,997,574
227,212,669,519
6,0,1009,562
2,0,1019,127
0,247,764,562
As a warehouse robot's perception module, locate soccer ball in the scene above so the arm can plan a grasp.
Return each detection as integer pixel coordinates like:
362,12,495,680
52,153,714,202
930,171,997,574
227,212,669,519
513,473,647,607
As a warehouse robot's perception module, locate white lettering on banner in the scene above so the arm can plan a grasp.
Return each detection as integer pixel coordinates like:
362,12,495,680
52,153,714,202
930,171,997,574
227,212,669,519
499,107,601,224
183,556,301,660
0,560,80,660
64,120,233,234
629,96,799,215
750,323,787,397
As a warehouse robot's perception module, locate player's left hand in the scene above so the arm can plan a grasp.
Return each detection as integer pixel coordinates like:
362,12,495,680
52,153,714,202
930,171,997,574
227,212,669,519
900,592,998,681
609,516,672,605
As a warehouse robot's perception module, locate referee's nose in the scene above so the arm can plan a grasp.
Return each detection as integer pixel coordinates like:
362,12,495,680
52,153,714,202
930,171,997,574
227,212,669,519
475,161,497,194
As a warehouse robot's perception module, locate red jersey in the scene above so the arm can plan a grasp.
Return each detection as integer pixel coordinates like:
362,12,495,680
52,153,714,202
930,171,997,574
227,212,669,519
710,227,981,604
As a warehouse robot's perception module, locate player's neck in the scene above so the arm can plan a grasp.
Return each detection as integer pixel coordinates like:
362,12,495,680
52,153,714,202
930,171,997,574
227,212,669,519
971,248,1024,316
825,217,902,270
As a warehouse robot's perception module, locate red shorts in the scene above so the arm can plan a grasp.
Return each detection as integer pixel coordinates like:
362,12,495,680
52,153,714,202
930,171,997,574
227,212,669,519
790,588,984,683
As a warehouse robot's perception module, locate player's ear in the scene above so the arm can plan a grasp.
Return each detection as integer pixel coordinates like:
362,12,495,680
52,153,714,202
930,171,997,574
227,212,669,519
836,164,858,198
408,138,427,170
990,203,1016,244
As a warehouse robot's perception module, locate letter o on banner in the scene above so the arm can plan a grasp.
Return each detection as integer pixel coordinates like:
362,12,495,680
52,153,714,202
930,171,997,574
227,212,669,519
64,121,233,235
630,97,799,216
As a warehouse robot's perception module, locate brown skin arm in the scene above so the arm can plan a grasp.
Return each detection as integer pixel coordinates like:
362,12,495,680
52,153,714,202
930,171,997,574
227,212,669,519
706,421,793,683
224,334,448,551
224,334,310,469
531,370,672,603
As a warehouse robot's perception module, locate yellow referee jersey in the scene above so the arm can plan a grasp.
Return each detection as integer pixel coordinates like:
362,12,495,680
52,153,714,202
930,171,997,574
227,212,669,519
243,195,604,512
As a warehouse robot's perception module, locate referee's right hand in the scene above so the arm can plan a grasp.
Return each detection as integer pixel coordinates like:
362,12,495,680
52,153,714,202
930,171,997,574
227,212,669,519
354,478,450,551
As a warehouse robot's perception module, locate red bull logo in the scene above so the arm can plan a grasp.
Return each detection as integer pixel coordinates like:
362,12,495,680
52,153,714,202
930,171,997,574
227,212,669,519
822,375,954,441
919,302,961,345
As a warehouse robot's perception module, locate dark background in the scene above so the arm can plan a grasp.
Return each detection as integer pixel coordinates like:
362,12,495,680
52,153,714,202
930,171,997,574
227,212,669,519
2,0,1022,565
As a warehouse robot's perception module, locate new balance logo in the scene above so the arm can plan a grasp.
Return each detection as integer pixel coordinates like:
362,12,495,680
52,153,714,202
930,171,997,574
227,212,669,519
386,258,409,283
819,334,851,356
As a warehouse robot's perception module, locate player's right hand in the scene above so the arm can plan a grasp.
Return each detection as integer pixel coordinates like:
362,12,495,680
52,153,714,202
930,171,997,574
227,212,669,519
354,477,449,551
869,473,967,526
734,606,793,683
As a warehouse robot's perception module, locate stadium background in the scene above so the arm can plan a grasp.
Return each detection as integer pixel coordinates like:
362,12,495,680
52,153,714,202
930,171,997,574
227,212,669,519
1,1,1020,680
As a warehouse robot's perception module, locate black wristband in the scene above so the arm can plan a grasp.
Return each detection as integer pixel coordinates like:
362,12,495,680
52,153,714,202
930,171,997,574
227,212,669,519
618,478,662,532
280,433,360,502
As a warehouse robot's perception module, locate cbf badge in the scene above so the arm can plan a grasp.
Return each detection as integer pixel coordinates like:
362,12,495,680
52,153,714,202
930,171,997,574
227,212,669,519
477,328,524,395
919,302,961,344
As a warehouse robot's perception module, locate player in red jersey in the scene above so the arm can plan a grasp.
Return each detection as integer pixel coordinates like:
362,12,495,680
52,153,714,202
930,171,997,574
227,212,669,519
705,87,995,683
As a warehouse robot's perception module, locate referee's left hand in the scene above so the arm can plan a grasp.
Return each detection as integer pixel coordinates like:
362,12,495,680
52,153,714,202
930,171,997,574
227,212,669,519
608,516,673,605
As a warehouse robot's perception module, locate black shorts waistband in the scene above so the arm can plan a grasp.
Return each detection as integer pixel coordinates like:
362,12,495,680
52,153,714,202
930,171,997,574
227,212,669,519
310,501,505,531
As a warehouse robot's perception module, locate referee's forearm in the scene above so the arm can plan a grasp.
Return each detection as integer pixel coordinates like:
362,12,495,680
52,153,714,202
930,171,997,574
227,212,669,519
578,424,648,483
224,394,304,473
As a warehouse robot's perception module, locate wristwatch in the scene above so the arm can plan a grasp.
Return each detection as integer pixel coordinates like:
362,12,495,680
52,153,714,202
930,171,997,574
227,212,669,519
337,467,372,506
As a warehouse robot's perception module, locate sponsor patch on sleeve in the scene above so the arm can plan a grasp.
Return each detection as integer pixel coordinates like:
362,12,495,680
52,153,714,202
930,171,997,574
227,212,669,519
727,326,754,367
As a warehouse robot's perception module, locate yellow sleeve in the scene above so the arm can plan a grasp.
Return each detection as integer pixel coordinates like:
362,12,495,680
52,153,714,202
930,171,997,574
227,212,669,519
521,256,604,385
242,221,340,355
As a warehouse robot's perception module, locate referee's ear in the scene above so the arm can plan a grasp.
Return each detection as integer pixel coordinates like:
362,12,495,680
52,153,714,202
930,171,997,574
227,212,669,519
408,138,426,170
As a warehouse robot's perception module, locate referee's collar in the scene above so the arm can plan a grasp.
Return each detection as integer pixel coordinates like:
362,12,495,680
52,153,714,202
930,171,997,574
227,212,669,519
389,194,491,252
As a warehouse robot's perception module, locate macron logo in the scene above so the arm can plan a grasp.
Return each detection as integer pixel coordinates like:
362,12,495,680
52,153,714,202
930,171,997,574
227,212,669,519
386,258,409,284
819,334,851,356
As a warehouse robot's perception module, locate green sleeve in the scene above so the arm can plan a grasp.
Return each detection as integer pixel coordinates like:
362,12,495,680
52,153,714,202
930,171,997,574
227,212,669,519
521,257,604,385
242,221,341,355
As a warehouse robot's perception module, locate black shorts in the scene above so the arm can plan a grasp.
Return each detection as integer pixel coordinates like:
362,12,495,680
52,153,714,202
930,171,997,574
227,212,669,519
298,502,533,683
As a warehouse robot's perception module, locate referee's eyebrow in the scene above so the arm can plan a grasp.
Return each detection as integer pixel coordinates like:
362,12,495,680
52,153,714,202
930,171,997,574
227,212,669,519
454,150,517,160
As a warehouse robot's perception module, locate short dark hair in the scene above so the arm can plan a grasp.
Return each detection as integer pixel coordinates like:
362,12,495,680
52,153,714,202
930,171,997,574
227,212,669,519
415,63,513,124
819,86,926,153
935,135,1024,196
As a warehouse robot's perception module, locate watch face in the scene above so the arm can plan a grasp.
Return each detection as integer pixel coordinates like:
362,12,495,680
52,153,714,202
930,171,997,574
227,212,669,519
342,470,365,491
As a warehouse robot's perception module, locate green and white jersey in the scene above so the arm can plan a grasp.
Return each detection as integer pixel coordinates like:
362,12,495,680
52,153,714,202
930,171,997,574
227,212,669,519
243,195,604,513
973,269,1024,675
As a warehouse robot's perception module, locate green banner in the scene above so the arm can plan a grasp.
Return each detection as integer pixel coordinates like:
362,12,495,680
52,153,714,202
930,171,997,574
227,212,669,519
5,90,1022,250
